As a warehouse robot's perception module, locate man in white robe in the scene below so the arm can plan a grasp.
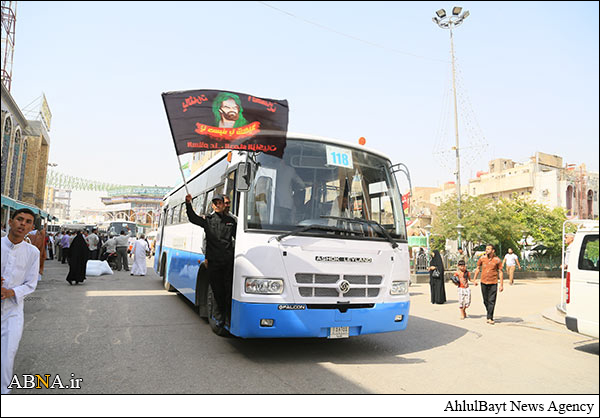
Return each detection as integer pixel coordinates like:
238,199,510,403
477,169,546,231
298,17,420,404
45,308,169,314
1,208,39,394
130,235,149,276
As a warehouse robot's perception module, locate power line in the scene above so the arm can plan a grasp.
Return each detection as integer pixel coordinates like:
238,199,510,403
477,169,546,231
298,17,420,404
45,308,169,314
257,1,448,64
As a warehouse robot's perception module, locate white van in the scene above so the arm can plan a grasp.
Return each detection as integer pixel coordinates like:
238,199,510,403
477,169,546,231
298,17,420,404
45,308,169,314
565,221,599,339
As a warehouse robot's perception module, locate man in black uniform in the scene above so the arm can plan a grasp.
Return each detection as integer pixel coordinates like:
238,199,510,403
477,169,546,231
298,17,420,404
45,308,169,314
185,193,236,326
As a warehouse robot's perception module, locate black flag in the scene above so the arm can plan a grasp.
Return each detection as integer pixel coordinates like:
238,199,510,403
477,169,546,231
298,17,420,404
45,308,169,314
162,89,289,157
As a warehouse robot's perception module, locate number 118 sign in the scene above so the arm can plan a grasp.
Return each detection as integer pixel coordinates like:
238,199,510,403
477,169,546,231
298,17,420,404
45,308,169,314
326,145,354,169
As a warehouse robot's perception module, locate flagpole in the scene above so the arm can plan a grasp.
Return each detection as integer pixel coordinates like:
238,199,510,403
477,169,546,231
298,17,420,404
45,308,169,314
176,154,190,196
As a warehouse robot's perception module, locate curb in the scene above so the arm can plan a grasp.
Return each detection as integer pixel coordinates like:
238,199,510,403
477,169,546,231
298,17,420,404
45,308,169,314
541,306,566,325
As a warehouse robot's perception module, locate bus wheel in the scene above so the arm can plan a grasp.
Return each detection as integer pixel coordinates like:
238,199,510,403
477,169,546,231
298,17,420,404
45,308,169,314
161,256,175,292
207,284,229,337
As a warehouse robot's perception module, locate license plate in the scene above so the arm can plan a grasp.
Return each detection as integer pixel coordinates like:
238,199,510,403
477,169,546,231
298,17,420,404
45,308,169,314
328,326,349,339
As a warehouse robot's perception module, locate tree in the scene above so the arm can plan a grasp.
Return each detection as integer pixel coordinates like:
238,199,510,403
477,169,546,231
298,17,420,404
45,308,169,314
431,194,567,257
507,197,567,257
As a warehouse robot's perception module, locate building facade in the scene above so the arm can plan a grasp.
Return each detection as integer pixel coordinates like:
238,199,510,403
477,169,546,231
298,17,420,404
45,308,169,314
44,186,72,221
467,152,598,219
1,83,54,227
101,186,172,233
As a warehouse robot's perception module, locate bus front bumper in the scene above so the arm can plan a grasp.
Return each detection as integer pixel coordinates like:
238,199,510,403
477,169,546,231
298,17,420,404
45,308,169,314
229,300,410,338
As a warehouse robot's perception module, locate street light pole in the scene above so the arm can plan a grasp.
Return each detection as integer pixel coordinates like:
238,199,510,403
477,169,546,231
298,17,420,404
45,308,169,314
433,7,469,221
450,27,461,219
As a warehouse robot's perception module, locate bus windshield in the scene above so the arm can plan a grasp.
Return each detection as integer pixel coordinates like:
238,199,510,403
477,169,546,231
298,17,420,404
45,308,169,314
245,138,407,241
104,221,137,237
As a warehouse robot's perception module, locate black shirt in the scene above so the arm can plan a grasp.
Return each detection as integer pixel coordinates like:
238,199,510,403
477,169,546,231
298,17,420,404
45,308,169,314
185,202,236,263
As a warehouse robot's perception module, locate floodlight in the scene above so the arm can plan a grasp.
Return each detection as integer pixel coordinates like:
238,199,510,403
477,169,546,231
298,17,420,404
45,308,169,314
461,10,470,19
452,7,462,16
436,9,446,18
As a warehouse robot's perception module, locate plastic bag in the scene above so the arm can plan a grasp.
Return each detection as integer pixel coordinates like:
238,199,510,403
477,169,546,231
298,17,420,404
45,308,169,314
86,260,114,276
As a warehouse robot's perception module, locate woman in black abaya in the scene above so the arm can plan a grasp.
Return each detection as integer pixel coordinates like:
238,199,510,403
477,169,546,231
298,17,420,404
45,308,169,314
428,250,446,304
67,231,90,285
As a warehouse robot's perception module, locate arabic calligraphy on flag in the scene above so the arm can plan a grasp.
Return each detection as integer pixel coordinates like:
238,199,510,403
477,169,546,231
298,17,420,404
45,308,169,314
162,89,289,156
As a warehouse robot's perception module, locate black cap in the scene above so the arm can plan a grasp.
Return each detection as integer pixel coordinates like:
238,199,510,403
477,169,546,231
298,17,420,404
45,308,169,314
211,194,225,203
458,260,466,265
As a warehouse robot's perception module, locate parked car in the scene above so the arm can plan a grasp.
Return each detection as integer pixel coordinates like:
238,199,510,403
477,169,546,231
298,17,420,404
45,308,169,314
565,221,599,339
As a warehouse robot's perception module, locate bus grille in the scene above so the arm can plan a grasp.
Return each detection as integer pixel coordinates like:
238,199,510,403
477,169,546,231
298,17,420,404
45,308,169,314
295,274,382,298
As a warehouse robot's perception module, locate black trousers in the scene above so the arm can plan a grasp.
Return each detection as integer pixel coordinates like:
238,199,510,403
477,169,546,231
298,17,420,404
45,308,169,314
207,260,233,321
481,283,498,320
61,247,69,264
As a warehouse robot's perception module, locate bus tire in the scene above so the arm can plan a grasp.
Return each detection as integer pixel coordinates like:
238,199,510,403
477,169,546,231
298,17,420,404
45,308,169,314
161,254,175,292
195,263,209,321
207,284,229,337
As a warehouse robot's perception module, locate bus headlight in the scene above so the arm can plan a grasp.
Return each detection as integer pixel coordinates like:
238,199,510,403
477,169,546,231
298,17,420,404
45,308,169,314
245,278,284,294
390,281,409,295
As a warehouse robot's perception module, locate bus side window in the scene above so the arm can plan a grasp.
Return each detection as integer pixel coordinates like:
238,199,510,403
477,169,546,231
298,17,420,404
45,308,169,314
215,184,225,197
226,171,236,209
205,190,215,214
173,205,181,224
180,203,188,223
167,208,174,225
193,194,206,215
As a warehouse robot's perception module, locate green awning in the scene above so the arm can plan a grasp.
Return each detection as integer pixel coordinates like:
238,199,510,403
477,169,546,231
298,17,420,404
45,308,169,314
1,195,58,221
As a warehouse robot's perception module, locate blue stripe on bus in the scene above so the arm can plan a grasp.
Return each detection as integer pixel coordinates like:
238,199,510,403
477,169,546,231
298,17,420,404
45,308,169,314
156,246,205,304
229,300,410,338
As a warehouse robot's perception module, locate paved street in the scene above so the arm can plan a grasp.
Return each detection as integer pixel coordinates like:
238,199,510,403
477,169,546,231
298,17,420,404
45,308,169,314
9,257,599,395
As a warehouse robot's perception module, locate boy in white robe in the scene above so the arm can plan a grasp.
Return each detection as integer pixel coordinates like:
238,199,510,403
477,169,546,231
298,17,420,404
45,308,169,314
130,235,149,276
1,208,39,394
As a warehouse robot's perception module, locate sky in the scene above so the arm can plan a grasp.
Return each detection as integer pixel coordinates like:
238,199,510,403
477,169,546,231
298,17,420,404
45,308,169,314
7,1,599,210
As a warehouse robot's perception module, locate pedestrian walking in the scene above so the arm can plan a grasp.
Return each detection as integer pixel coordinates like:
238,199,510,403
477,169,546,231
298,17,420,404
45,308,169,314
60,231,71,264
86,228,100,260
47,233,55,260
185,193,236,327
114,231,130,271
66,231,90,285
1,209,40,394
473,244,504,324
503,248,521,286
428,250,446,304
451,260,477,319
55,231,63,262
130,235,149,276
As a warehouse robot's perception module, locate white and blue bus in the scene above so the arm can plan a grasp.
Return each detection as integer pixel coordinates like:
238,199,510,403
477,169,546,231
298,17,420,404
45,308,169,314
154,133,411,338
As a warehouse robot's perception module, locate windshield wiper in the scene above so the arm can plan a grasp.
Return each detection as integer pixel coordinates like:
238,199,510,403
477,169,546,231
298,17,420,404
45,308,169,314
320,216,398,249
275,224,356,242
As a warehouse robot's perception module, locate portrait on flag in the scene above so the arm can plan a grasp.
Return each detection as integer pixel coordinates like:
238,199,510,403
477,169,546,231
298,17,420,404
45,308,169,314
162,89,289,156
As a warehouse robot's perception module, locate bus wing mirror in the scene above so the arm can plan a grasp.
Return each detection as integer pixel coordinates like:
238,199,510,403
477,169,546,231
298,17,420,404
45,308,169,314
236,162,254,191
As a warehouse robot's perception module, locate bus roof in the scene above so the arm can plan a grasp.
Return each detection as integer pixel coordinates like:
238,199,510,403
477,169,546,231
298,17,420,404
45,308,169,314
163,132,394,201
